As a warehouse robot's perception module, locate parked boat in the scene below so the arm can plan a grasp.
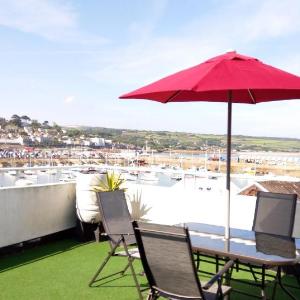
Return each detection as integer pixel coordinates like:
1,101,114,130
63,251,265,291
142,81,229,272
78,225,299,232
139,172,158,181
121,173,138,181
59,173,76,182
7,170,17,176
15,178,34,186
130,171,139,176
46,169,57,175
170,173,183,181
24,170,36,175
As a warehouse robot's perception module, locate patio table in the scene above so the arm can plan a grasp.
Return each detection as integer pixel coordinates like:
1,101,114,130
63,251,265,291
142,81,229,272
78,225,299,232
186,222,299,300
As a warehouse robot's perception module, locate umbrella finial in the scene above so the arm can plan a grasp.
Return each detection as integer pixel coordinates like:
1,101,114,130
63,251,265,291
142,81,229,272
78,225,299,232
226,49,236,53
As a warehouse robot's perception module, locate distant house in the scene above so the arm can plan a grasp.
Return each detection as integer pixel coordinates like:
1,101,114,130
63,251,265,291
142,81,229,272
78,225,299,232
23,126,33,134
63,138,74,145
90,137,105,147
239,180,300,199
0,136,29,145
82,140,91,147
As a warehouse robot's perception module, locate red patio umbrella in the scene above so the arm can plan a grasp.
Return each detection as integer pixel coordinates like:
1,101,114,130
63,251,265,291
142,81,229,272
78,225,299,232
119,51,300,238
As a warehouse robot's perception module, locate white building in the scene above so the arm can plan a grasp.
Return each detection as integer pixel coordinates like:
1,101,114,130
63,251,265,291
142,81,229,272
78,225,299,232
105,139,112,145
0,136,25,145
63,138,74,145
90,137,105,147
35,136,53,144
83,140,91,146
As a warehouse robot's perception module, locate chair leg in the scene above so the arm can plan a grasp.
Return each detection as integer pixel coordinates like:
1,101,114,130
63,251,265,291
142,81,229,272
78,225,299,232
271,280,278,300
89,250,116,286
89,236,144,299
121,259,133,275
296,276,300,287
276,266,298,300
146,291,153,300
146,291,159,300
89,239,121,286
123,243,143,300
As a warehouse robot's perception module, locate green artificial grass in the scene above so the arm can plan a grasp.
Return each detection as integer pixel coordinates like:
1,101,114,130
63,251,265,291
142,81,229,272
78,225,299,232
0,239,148,300
0,239,300,299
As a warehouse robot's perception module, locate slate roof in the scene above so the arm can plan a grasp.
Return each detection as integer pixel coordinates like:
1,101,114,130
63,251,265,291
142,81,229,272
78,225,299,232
239,180,300,198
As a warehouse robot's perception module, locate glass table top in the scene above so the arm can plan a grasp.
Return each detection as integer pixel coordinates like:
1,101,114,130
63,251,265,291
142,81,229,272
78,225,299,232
186,223,298,265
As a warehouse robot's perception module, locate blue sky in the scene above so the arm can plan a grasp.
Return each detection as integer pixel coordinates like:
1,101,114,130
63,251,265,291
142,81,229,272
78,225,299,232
1,0,300,138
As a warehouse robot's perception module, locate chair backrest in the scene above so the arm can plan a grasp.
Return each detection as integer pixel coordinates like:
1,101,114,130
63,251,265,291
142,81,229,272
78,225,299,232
255,232,296,259
133,221,204,300
252,191,297,237
97,190,136,247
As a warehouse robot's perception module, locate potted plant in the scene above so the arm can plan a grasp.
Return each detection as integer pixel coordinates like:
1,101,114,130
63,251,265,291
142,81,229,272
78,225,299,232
91,171,127,241
93,171,125,193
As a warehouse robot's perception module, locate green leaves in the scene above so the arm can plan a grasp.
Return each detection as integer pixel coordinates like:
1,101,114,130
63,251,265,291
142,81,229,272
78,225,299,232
93,171,125,192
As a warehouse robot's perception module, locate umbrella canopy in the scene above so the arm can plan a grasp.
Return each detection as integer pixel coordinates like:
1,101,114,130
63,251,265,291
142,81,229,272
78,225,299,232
119,51,300,239
120,51,300,103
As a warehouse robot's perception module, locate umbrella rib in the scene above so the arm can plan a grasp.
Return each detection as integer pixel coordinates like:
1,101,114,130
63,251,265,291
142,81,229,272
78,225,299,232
248,89,256,104
164,90,182,103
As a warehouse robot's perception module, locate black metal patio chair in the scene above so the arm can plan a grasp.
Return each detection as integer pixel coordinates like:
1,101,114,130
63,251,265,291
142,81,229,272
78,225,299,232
250,191,298,298
133,221,234,300
240,191,297,276
252,191,297,237
88,190,144,300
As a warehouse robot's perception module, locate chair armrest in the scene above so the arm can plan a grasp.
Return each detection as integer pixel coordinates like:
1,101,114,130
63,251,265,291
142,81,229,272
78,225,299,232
202,260,235,290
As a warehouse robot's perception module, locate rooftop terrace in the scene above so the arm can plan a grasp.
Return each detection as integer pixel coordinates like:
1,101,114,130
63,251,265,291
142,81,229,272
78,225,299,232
1,237,300,300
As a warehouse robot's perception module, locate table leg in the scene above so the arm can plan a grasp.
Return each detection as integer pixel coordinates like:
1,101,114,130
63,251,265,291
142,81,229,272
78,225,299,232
196,251,200,270
261,265,267,300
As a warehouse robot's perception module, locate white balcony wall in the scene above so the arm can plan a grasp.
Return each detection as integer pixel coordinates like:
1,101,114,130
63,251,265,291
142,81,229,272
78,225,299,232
0,183,76,248
126,182,300,238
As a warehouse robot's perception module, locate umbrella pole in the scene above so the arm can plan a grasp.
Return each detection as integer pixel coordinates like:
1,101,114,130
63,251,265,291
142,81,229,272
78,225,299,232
225,91,232,239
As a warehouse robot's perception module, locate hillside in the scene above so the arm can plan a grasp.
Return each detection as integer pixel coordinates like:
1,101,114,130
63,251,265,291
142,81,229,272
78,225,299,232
70,126,300,152
1,112,299,152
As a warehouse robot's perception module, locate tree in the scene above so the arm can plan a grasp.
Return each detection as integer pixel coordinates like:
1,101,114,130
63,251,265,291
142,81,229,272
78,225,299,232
42,120,50,129
10,114,22,128
52,122,62,133
21,115,31,121
11,114,20,120
20,131,29,137
67,128,81,137
31,119,41,129
0,117,7,128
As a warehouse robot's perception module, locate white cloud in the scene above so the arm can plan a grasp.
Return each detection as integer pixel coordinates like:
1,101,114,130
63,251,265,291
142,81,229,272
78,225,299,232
87,0,300,90
87,37,226,90
244,0,300,41
0,0,107,43
64,95,75,104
